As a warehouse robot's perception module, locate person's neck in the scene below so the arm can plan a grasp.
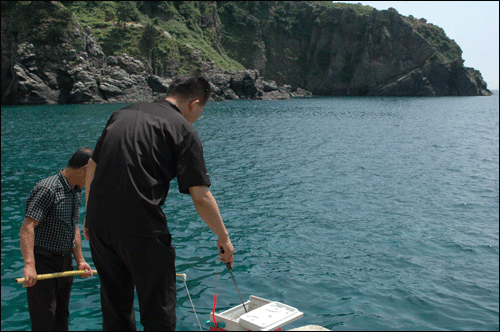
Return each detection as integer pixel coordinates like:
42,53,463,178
166,96,191,121
165,96,180,108
61,168,79,190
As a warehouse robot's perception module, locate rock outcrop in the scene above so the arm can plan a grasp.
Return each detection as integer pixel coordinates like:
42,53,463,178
204,63,309,101
218,3,492,97
1,16,310,105
367,58,491,96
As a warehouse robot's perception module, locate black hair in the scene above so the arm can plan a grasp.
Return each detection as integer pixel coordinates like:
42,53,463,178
67,148,93,169
167,73,212,105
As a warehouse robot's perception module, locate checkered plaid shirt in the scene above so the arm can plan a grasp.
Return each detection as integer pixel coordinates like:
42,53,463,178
24,171,81,253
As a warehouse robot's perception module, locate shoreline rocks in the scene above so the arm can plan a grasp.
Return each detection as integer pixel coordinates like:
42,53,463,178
1,22,312,106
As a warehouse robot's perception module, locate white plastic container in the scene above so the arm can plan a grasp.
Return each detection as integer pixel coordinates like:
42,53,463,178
239,301,303,331
209,295,303,331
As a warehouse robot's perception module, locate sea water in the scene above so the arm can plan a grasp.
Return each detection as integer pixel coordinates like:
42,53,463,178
1,94,498,331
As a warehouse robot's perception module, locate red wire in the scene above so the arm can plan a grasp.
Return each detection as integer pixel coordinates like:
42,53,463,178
212,258,220,327
212,293,217,327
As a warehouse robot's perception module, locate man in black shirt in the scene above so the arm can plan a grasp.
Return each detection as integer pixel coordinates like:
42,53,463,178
85,74,234,330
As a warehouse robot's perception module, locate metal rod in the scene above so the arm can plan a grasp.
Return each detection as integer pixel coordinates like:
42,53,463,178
220,247,248,313
225,262,248,313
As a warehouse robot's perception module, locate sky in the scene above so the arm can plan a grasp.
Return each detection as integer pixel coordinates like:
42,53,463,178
334,1,499,90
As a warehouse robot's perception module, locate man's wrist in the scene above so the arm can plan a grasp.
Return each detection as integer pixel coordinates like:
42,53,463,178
217,233,229,241
75,253,86,265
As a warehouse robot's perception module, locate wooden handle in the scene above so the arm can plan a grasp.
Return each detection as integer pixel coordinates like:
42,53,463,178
16,271,188,283
15,270,98,283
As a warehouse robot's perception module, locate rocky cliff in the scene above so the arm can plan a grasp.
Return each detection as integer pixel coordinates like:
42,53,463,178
1,1,491,106
218,2,491,97
4,36,302,105
1,2,308,105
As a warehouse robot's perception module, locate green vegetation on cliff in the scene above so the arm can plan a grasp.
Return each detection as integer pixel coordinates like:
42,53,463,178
404,15,462,63
2,1,77,45
2,1,244,74
62,1,244,73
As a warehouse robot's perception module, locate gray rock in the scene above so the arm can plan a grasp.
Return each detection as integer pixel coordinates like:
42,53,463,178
261,88,290,100
262,80,278,92
14,64,59,104
293,87,313,97
148,75,171,93
369,68,435,96
223,88,240,100
70,81,94,103
2,20,308,105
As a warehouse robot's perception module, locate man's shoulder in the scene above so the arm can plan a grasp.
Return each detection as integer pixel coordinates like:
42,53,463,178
28,175,59,202
35,173,59,187
121,100,190,127
120,99,177,113
33,173,65,193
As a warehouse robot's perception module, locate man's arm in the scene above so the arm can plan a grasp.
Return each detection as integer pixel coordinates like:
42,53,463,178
20,217,38,287
83,158,97,240
189,185,234,266
73,226,92,277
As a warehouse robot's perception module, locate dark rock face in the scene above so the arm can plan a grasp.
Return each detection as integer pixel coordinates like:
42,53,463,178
1,21,310,105
206,68,306,101
368,59,491,97
218,3,492,97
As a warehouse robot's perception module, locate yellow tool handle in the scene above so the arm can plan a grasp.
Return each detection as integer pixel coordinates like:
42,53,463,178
16,271,187,283
15,270,98,283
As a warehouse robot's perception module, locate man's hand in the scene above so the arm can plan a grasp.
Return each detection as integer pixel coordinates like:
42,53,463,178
77,262,93,278
83,227,90,241
189,186,235,266
218,236,235,267
22,263,38,288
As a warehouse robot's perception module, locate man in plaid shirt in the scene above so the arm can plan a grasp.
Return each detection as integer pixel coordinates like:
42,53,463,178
20,148,94,331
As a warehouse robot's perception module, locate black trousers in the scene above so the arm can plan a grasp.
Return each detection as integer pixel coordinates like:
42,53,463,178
27,250,73,331
89,228,177,331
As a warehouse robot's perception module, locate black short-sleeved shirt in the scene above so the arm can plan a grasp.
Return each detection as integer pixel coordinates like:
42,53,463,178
86,100,211,236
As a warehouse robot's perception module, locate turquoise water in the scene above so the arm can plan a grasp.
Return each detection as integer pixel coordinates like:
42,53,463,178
1,95,499,331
